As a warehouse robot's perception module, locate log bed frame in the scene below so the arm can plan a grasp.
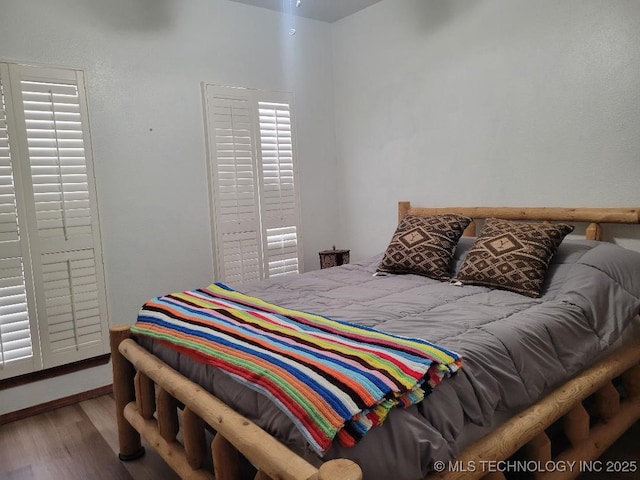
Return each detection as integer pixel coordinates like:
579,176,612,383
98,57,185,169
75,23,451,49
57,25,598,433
110,202,640,480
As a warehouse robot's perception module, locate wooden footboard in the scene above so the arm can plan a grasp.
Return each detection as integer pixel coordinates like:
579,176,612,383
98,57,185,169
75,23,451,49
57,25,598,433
110,325,363,480
426,335,640,480
111,324,640,480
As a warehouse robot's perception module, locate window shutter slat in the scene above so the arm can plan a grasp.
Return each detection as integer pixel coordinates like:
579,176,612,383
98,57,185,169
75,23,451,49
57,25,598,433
0,71,36,377
21,79,94,254
258,101,301,278
40,249,103,360
0,257,33,366
206,90,264,283
265,226,299,277
0,81,20,247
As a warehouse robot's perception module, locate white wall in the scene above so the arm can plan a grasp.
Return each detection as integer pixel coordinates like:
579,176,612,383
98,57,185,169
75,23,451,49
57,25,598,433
0,0,338,414
332,0,640,258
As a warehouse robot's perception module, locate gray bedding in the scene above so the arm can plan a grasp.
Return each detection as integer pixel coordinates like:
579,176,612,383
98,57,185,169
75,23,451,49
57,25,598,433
138,238,640,480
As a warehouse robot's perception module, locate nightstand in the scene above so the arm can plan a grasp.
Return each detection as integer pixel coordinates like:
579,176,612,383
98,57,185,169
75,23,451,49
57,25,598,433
319,247,350,269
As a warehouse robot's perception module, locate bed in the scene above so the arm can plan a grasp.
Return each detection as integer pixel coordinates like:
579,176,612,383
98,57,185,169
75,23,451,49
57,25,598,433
110,201,640,480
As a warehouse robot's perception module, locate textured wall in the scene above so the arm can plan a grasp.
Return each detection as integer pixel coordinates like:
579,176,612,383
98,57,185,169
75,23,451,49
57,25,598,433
332,0,640,257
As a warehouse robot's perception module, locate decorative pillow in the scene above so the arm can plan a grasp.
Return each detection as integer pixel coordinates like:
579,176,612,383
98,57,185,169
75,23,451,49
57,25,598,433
377,214,472,281
455,218,574,297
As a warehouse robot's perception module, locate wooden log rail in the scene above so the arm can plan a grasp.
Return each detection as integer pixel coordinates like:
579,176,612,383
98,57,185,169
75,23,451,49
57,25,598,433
397,202,640,240
426,338,640,480
110,326,363,480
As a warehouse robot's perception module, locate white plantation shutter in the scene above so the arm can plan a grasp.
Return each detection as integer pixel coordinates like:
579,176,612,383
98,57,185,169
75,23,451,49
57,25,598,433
0,65,40,378
204,85,302,283
205,91,263,283
0,258,33,366
41,250,103,359
23,79,94,248
258,101,299,277
0,62,108,379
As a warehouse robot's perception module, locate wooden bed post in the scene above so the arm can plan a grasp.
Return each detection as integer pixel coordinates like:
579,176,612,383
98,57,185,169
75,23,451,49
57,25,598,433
595,382,621,422
586,222,603,241
398,201,411,223
109,326,146,461
317,459,363,480
134,371,156,419
212,434,240,480
463,221,476,237
183,407,207,469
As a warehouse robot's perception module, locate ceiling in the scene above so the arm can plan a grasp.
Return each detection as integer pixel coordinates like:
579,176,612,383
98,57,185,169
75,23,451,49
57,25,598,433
228,0,382,23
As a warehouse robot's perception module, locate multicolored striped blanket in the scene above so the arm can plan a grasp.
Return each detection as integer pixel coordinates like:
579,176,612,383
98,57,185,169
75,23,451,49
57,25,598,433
132,283,462,455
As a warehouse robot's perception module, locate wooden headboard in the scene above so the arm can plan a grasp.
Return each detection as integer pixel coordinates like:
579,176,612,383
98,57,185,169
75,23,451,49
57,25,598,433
398,201,640,241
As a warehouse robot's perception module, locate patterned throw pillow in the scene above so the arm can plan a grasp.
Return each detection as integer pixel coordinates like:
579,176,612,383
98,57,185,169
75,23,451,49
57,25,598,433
377,214,472,281
455,218,574,297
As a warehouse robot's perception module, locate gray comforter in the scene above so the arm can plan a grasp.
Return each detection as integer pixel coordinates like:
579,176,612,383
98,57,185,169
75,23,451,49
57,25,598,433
139,238,640,480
